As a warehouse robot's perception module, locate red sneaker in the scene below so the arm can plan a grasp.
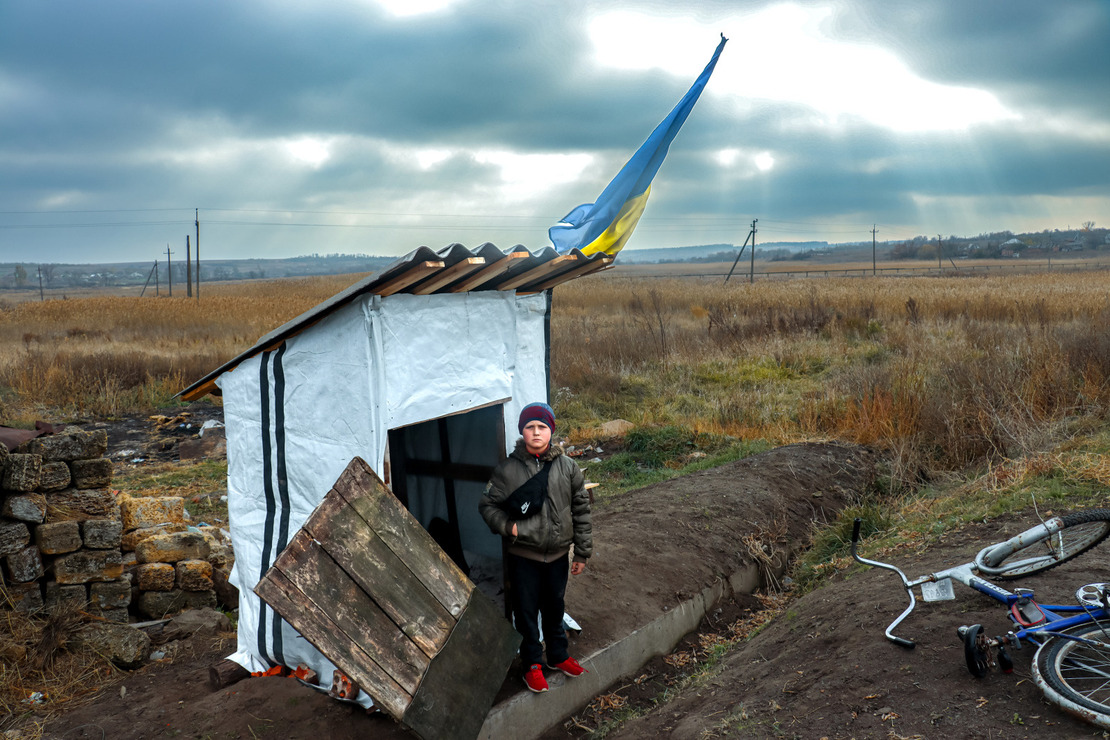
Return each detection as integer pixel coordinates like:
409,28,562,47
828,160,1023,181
523,664,549,693
550,657,587,677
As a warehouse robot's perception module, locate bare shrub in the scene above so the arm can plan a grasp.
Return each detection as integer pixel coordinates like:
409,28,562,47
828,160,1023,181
628,289,670,359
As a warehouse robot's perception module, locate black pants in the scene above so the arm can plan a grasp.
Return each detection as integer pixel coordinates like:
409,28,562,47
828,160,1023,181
508,553,569,668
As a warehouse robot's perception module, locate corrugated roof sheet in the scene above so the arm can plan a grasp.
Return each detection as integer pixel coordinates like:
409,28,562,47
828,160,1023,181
178,243,611,401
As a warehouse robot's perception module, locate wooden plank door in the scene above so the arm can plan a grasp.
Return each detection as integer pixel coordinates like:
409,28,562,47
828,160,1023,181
255,456,521,740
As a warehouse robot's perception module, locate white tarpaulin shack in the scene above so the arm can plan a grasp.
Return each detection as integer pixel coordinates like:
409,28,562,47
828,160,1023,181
178,242,611,709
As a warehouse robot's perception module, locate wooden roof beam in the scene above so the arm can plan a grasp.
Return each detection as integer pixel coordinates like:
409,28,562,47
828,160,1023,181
527,255,614,291
375,261,445,297
409,257,486,295
495,255,579,291
179,379,220,402
449,252,530,293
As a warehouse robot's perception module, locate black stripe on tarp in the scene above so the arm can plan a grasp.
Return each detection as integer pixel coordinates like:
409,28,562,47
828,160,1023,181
543,288,553,401
271,342,290,665
257,350,277,666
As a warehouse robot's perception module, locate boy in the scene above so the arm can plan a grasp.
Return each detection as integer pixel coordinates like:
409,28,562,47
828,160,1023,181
479,402,593,692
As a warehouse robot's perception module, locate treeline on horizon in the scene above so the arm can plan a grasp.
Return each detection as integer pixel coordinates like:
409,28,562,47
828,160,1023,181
1,224,1107,290
654,224,1109,265
0,253,394,291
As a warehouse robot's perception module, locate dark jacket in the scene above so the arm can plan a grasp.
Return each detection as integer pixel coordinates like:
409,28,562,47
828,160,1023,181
479,439,592,562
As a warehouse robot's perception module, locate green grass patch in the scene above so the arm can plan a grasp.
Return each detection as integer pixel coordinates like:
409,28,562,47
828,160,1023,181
114,459,227,496
693,359,798,389
587,425,772,499
114,459,229,522
791,502,896,593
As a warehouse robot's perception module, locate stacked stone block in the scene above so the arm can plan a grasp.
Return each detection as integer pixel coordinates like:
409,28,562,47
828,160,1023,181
0,429,129,621
121,495,228,618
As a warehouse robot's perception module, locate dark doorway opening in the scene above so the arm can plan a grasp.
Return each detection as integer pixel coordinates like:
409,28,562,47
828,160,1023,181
387,403,507,609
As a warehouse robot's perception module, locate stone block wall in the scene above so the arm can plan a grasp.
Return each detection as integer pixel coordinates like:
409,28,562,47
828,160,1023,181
0,429,131,621
2,429,236,623
120,495,233,619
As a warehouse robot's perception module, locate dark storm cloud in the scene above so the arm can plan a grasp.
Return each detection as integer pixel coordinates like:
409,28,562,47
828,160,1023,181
0,0,678,149
1,0,1109,261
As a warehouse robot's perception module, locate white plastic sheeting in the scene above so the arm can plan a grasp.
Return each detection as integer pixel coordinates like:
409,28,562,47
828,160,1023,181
216,290,549,707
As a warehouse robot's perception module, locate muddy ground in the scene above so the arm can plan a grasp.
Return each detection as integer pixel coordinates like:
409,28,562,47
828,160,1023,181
74,404,226,468
18,425,1110,739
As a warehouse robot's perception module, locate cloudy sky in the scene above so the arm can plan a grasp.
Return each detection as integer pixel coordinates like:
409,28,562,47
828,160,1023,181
2,0,1109,264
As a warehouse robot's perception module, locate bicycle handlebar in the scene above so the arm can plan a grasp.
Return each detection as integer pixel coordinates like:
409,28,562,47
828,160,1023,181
850,517,917,649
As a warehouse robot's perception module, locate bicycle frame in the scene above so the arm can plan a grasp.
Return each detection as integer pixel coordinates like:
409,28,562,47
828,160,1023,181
850,517,1109,649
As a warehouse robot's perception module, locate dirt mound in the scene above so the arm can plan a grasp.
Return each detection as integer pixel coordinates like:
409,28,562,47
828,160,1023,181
599,514,1110,739
566,442,877,659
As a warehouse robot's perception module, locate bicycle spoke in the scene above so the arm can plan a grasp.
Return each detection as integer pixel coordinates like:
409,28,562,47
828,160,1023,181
1061,658,1110,683
1059,647,1110,701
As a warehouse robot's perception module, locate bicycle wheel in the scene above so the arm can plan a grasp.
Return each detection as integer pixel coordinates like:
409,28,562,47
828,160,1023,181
992,509,1110,580
1033,622,1110,729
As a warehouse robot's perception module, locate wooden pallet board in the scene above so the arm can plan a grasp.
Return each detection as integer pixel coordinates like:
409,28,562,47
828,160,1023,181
255,456,521,740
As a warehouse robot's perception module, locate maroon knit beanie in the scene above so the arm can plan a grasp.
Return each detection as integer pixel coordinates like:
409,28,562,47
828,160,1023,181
517,402,555,434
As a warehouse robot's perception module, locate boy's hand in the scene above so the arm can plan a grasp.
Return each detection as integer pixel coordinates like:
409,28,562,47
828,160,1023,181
511,523,518,537
570,562,585,575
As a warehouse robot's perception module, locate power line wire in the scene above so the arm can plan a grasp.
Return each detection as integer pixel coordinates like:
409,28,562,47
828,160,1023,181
0,221,192,229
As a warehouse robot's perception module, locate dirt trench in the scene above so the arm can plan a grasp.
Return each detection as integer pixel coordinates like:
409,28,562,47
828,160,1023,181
561,442,878,661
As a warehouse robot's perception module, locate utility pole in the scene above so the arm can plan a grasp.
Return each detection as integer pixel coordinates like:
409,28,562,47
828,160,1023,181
165,245,173,297
750,218,757,284
185,235,192,297
37,266,44,301
140,261,158,297
195,208,200,300
725,218,758,283
937,234,942,272
872,225,877,276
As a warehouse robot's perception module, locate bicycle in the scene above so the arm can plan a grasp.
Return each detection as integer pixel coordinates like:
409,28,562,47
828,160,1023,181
850,508,1110,729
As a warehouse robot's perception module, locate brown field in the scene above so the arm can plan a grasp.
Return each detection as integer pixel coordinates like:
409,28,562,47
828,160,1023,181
4,267,1110,487
0,276,364,418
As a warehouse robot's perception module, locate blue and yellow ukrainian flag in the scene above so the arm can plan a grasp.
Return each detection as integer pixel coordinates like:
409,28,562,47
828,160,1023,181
549,34,728,257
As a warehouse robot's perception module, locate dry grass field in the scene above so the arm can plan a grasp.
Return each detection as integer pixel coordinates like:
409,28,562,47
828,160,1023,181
3,267,1110,488
554,269,1110,486
0,275,363,418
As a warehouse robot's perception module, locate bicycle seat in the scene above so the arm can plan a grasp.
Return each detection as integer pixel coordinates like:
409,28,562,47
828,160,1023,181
1011,598,1046,627
1075,583,1110,610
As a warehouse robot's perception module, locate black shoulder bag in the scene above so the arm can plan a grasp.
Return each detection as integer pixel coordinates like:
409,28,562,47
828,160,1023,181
499,460,553,520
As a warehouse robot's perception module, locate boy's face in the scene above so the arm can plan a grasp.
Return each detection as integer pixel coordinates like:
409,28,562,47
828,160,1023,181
522,420,552,455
